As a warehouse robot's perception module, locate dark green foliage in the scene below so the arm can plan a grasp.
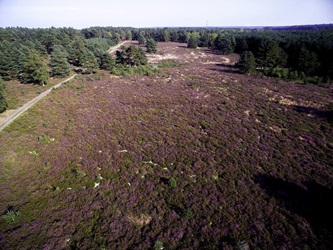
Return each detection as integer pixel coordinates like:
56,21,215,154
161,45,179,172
21,50,49,85
257,40,287,69
214,34,234,54
126,31,132,40
187,34,198,49
50,45,71,77
80,50,99,74
237,51,256,74
70,35,87,63
111,64,158,76
116,45,147,66
296,46,319,76
99,53,115,70
198,33,209,47
0,77,7,113
138,33,146,45
146,38,157,53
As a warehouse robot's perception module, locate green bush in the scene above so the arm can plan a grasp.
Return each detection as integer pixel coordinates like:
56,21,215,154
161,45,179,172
169,177,177,187
3,210,21,224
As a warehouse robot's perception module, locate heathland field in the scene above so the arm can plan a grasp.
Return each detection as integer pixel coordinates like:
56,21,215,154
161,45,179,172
0,42,332,249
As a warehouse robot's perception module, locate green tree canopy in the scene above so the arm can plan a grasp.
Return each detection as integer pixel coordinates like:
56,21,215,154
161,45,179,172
296,46,319,76
257,40,287,69
163,30,170,42
187,34,198,49
138,33,146,45
50,45,71,77
146,38,157,53
237,51,256,74
99,53,115,70
80,49,99,74
214,34,234,54
116,45,147,66
21,50,49,85
0,77,7,113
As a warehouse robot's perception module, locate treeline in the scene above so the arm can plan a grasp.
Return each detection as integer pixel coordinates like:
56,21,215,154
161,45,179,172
0,26,332,113
1,26,332,84
81,26,333,82
0,27,120,85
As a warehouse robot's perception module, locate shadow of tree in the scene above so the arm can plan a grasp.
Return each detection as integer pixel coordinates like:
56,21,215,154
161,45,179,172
209,65,239,74
293,104,333,124
254,174,333,247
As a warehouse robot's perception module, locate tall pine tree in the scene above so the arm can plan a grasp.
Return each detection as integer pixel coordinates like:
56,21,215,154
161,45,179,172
146,38,157,53
21,50,49,85
80,49,99,74
50,45,71,77
237,51,256,74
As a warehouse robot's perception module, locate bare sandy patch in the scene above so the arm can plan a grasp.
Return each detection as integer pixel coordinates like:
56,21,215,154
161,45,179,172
147,53,178,63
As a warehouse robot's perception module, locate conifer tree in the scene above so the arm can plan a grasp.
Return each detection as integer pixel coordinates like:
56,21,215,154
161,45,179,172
80,49,99,74
187,34,198,49
296,46,319,76
138,33,146,45
99,53,115,70
50,45,71,77
146,38,157,53
116,45,147,66
21,50,49,85
237,51,256,74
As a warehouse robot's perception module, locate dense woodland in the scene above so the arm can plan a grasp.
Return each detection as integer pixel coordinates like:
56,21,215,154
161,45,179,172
0,25,332,113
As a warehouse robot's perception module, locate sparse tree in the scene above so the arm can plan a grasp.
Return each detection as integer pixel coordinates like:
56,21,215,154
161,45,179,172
146,38,157,53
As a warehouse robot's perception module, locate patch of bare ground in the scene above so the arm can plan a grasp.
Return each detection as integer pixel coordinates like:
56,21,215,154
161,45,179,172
0,43,332,249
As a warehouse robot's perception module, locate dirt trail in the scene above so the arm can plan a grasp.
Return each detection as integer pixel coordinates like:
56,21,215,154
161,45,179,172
107,40,130,54
0,74,77,132
0,41,131,132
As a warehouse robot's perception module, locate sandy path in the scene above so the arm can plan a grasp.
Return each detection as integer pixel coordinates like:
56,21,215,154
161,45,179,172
107,40,130,54
0,41,131,132
0,74,77,132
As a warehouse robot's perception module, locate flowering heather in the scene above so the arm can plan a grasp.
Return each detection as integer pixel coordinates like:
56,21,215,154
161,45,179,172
0,43,332,249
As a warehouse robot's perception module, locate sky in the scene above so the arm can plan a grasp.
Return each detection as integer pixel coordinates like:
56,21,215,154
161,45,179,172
0,0,332,28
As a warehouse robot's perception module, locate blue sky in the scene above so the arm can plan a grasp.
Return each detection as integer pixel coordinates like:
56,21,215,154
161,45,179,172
0,0,332,28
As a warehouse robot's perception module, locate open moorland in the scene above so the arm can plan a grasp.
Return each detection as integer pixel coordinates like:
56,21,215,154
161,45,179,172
0,42,333,249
